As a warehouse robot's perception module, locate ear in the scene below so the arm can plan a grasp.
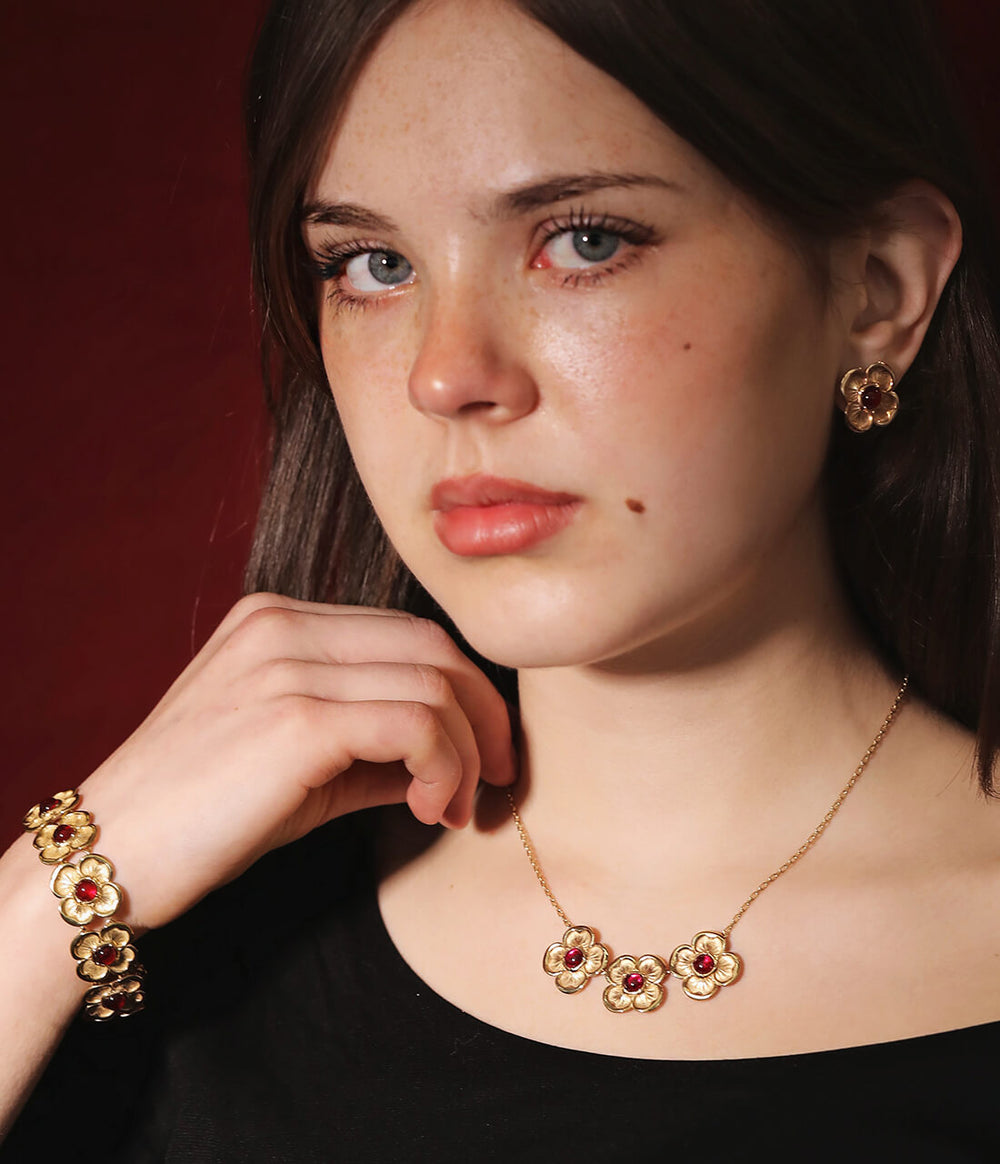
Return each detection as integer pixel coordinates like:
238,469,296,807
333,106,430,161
844,179,963,377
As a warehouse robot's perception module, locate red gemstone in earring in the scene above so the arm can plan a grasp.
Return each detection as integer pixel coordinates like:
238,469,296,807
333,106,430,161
563,947,584,970
39,798,61,814
623,972,645,993
93,945,118,966
52,824,75,844
693,953,716,975
860,385,883,412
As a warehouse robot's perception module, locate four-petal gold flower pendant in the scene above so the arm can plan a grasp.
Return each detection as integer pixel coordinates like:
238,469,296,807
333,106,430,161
838,362,899,433
543,926,609,993
669,931,743,999
543,925,743,1012
603,954,668,1013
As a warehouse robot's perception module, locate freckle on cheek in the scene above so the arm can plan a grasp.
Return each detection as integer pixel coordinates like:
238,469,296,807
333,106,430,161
625,498,646,513
683,342,692,351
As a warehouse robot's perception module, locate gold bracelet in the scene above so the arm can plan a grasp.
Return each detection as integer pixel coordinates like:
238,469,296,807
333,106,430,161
22,789,145,1021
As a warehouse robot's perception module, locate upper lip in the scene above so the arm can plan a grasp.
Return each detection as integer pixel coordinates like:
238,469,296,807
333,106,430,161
430,474,581,512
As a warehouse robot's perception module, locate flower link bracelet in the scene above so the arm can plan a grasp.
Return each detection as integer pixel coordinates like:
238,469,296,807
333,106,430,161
23,789,145,1020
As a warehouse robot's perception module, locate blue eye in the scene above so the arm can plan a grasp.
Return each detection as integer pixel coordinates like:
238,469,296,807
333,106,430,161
537,212,656,273
571,229,620,263
345,250,414,290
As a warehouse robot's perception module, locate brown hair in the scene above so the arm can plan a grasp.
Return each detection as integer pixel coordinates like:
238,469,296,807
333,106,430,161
243,0,1000,793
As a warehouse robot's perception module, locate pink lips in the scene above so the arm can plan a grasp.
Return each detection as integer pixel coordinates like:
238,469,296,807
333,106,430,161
430,474,582,556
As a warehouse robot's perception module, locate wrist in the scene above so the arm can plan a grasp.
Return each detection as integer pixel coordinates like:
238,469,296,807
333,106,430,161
15,789,147,1022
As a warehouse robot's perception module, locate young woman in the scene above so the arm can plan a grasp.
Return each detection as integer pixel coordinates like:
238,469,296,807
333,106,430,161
3,0,999,1156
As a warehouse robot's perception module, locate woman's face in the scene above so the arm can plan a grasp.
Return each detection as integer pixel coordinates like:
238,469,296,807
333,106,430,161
305,0,856,669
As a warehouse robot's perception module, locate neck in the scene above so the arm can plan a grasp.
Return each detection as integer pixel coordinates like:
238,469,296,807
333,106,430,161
507,502,903,879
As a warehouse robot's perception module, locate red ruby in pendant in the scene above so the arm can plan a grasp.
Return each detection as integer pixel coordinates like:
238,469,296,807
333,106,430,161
75,879,99,903
107,992,130,1012
860,385,882,412
52,824,75,844
93,945,118,967
623,972,645,993
563,947,584,970
39,798,61,814
693,953,716,975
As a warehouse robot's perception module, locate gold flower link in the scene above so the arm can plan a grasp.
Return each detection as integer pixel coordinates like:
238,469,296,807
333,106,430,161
22,790,80,832
602,953,668,1013
542,924,610,994
71,924,137,982
50,854,123,926
32,810,97,865
838,361,899,433
83,974,145,1021
669,931,743,1000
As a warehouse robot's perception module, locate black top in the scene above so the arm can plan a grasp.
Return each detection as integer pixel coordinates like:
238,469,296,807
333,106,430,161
7,812,999,1162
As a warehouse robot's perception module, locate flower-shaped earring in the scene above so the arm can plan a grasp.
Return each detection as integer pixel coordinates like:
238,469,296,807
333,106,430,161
838,361,899,433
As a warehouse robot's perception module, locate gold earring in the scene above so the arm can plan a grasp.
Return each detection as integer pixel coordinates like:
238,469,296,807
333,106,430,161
837,361,899,433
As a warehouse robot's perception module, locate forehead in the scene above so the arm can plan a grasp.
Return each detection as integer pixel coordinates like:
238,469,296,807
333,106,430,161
311,0,702,210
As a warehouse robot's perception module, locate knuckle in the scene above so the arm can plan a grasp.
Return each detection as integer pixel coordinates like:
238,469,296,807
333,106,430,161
409,616,458,654
410,663,452,704
231,603,298,647
230,591,289,620
268,692,320,735
396,699,441,740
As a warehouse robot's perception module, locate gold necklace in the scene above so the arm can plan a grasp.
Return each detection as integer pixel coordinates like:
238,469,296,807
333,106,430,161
506,675,909,1014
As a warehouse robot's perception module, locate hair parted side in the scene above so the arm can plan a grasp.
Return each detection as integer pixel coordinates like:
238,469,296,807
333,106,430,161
243,0,1000,793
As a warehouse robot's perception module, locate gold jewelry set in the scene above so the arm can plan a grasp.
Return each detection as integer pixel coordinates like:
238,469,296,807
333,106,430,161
22,790,145,1021
505,364,905,1011
18,363,900,1022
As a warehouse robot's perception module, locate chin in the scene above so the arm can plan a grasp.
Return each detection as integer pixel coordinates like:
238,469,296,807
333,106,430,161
427,578,665,671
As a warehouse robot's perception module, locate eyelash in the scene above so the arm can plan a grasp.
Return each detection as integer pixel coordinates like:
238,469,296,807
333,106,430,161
308,207,659,314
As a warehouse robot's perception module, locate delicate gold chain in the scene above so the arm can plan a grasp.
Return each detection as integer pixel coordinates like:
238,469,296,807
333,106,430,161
507,675,909,940
507,789,573,928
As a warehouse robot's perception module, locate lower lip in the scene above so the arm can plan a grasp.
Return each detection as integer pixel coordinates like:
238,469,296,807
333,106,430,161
433,500,581,556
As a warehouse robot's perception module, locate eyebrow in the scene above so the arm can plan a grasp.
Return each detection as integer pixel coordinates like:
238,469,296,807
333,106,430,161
300,170,681,232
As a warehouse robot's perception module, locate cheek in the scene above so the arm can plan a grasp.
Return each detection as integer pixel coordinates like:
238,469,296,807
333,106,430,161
321,321,418,490
533,246,834,561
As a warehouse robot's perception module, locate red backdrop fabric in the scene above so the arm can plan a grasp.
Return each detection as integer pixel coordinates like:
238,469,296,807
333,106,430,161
0,4,997,848
1,5,266,846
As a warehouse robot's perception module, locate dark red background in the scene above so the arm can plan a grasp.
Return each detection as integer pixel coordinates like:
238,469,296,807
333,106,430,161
1,4,997,848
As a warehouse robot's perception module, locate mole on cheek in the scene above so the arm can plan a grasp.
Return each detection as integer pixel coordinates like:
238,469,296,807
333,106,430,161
682,342,692,351
625,498,646,514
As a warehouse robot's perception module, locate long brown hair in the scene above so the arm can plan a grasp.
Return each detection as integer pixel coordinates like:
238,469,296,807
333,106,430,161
243,0,1000,794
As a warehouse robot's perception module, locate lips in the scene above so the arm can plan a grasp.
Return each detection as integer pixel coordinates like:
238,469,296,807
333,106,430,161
430,474,582,556
431,475,580,511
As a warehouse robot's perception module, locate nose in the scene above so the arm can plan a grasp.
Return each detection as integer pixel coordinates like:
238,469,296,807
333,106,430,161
407,283,539,424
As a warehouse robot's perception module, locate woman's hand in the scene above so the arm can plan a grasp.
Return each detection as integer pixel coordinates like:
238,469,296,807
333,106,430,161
76,592,518,931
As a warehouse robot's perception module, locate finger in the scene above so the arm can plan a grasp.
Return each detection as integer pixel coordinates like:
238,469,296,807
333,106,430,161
259,658,483,825
153,593,412,706
314,762,414,827
294,697,465,825
194,593,409,671
227,608,516,788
